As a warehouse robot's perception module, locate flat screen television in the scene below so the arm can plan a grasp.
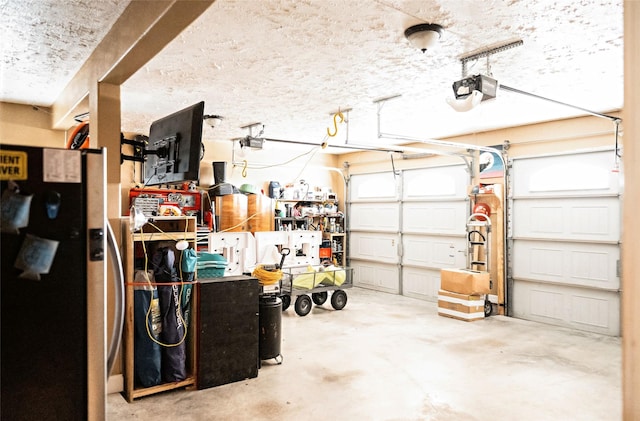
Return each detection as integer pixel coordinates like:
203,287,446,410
143,101,205,186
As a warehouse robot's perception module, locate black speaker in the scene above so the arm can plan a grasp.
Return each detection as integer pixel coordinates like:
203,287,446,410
210,161,234,195
212,161,226,185
196,275,259,389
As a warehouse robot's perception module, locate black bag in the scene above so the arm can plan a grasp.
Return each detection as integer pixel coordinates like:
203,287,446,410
133,286,162,387
152,247,188,382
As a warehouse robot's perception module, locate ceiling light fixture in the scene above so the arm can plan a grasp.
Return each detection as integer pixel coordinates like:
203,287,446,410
404,23,443,53
203,114,224,129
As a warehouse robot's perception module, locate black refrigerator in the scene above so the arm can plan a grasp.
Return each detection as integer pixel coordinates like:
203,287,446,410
1,144,118,421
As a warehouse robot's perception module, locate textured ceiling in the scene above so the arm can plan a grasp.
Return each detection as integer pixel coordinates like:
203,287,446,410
1,0,130,105
0,0,624,152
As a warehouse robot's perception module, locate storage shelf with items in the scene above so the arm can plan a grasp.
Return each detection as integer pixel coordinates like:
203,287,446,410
274,216,312,231
323,232,345,266
275,200,340,229
321,213,346,266
273,199,347,266
121,216,199,402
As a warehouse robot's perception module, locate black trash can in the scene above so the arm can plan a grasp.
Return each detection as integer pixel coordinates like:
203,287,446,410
259,296,282,364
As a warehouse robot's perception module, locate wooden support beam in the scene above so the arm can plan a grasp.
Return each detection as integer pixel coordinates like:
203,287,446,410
623,1,640,419
90,81,121,183
51,0,214,130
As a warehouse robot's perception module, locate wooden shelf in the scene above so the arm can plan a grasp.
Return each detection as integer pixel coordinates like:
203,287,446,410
121,216,198,402
131,232,197,242
325,232,346,266
127,377,196,401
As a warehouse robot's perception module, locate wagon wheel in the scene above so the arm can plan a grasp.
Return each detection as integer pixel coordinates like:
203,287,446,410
294,295,312,316
312,291,328,305
280,295,291,311
484,299,492,317
330,290,348,310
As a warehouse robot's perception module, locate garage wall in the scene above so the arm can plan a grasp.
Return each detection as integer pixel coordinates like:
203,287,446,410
0,102,66,147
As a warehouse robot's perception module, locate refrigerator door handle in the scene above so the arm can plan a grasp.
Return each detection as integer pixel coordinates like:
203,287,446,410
107,221,125,375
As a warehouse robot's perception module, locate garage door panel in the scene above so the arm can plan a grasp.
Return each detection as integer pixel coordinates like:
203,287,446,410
350,203,400,232
350,172,398,201
402,267,440,301
403,165,468,199
512,280,620,335
513,197,619,241
512,240,619,290
511,151,621,197
352,260,399,293
350,232,398,263
402,201,467,235
402,234,466,268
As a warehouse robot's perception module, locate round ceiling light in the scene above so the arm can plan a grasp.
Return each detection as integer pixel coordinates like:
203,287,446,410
404,23,444,53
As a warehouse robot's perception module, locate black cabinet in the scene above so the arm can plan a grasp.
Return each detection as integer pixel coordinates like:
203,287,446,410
196,275,260,389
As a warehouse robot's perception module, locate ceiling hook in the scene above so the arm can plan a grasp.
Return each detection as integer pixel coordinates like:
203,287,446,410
327,109,345,137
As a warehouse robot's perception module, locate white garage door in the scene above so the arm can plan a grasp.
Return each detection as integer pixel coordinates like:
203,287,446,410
509,149,621,335
349,165,469,301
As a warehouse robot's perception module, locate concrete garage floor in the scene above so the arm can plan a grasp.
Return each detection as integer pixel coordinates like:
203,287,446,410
107,287,621,420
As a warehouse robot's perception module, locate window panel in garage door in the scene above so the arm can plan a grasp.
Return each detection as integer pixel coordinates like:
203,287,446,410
349,172,400,293
350,172,398,201
510,149,621,335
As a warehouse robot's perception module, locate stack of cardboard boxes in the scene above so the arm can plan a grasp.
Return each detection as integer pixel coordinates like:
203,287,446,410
438,269,491,322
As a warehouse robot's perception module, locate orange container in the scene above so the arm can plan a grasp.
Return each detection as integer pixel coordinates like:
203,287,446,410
319,248,332,258
216,194,248,232
247,193,274,233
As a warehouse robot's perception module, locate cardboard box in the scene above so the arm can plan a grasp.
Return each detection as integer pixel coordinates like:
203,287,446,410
437,289,485,322
440,268,490,295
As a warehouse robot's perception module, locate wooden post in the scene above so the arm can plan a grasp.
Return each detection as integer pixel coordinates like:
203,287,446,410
623,1,640,418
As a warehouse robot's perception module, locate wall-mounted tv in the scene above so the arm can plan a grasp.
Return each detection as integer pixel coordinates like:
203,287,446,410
143,101,205,186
